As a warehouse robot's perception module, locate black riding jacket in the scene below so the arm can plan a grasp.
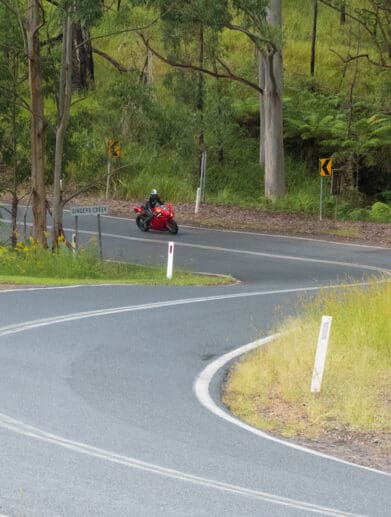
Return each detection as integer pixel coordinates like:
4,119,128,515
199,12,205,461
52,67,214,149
146,194,163,211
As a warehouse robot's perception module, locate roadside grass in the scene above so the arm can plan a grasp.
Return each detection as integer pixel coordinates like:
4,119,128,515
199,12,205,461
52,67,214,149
0,239,232,286
223,278,391,440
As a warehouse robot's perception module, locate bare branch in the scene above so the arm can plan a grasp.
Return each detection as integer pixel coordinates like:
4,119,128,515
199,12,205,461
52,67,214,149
92,47,138,73
62,164,139,206
138,33,263,95
62,178,105,206
225,22,276,52
330,48,391,68
74,16,162,50
319,0,374,37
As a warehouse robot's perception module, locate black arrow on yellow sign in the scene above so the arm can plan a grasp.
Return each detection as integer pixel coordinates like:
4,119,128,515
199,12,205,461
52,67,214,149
320,158,332,177
108,139,120,158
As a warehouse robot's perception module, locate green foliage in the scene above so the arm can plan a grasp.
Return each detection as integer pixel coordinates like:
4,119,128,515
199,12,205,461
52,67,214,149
346,208,370,222
369,202,391,223
1,0,390,220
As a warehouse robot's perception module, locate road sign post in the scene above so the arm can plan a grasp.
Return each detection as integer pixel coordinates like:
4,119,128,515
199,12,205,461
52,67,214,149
106,139,120,200
70,205,109,259
97,214,103,260
106,157,111,201
75,215,79,253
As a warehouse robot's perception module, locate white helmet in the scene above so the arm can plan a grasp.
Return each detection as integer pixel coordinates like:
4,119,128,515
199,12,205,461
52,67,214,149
150,189,157,195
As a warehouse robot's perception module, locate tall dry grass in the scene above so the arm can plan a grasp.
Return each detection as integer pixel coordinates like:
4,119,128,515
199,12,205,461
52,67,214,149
223,278,391,438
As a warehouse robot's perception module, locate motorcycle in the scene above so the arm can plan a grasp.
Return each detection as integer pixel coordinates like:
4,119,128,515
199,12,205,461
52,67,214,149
133,202,179,234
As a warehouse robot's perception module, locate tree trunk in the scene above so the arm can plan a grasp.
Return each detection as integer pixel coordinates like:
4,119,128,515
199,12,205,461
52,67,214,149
340,1,346,24
11,51,18,249
26,0,47,246
73,25,94,90
258,51,265,167
52,8,73,247
197,23,205,183
263,0,285,199
310,0,318,77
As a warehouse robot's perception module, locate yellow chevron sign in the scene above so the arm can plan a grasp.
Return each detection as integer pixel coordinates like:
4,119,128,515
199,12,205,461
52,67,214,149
320,158,332,176
108,139,120,158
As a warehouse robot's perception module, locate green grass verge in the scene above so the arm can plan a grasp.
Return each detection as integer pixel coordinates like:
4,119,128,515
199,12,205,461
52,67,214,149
223,278,391,439
0,270,231,286
0,242,232,286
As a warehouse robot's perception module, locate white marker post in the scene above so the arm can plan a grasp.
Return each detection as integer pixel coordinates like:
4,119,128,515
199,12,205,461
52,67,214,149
195,187,201,214
167,241,175,279
311,315,333,393
71,233,77,255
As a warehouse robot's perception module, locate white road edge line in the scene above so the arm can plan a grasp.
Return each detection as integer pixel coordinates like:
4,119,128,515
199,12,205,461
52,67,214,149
193,336,391,478
0,412,363,516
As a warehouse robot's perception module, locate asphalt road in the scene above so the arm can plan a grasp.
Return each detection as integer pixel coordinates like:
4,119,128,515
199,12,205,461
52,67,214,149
0,207,390,516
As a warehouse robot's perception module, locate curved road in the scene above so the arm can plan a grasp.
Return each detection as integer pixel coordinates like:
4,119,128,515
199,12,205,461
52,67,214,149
0,209,390,516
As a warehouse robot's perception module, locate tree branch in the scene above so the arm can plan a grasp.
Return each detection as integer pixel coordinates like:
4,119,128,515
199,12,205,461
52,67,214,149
330,48,391,68
224,22,276,52
62,178,105,206
74,16,162,50
62,164,141,206
92,47,138,73
319,0,374,37
137,33,263,95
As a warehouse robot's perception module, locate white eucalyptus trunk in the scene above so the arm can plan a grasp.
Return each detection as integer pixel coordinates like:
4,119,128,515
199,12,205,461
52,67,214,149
263,0,285,199
258,52,265,167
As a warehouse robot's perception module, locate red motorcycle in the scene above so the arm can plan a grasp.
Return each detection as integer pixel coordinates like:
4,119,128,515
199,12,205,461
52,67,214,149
133,202,178,234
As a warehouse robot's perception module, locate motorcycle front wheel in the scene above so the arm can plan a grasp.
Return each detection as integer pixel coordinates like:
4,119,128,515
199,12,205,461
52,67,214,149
136,214,149,232
166,220,178,234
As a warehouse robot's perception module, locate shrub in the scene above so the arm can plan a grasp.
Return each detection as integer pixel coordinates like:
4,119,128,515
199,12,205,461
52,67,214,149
369,201,391,223
378,190,391,204
346,208,370,221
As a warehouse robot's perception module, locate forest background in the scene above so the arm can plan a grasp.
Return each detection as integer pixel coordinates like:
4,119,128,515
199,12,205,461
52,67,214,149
0,0,390,248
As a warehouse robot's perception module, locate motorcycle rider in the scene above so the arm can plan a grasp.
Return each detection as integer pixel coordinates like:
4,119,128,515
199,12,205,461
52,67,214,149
144,188,164,226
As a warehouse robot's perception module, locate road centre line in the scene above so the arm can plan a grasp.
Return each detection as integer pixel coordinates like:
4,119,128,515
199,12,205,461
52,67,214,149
63,226,391,274
1,277,388,337
0,283,372,515
194,337,391,478
1,211,388,513
0,282,368,338
3,207,390,250
0,412,363,516
1,214,389,271
62,209,391,250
